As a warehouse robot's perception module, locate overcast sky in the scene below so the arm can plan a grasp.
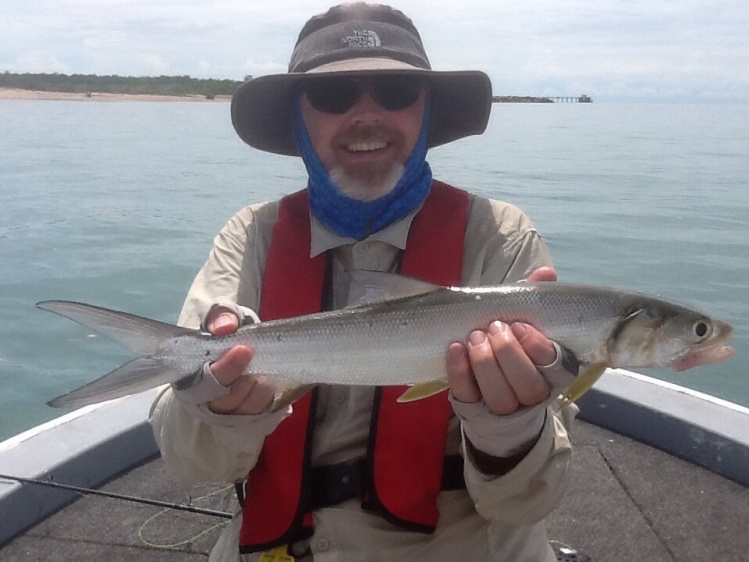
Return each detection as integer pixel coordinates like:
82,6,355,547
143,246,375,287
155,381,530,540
2,0,747,103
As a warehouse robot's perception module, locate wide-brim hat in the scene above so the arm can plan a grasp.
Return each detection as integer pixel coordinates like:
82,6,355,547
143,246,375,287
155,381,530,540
231,2,493,156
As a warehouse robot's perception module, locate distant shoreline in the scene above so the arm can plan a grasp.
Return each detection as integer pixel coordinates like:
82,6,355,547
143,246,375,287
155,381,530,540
0,88,231,102
0,88,591,105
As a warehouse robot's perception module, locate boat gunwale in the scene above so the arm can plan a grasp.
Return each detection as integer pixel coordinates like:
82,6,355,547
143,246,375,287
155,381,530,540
1,371,748,548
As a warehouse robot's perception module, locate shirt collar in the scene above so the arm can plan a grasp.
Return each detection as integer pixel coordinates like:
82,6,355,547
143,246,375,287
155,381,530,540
310,205,422,258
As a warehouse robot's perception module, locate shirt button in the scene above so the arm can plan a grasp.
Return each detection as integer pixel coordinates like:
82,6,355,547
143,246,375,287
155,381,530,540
317,537,330,551
353,242,370,258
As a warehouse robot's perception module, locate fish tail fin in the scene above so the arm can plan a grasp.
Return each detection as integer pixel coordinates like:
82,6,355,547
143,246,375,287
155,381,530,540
38,300,197,408
47,357,184,408
37,300,192,355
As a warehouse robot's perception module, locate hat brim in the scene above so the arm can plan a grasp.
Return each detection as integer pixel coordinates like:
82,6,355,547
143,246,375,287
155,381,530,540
231,59,493,156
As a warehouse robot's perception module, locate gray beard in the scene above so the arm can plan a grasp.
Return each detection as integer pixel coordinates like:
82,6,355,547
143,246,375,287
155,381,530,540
329,163,405,202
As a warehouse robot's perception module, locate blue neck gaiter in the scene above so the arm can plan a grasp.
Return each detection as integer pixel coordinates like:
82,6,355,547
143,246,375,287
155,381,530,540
294,96,433,240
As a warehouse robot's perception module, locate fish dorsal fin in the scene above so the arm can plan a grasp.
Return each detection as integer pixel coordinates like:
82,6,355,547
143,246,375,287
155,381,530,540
345,270,442,307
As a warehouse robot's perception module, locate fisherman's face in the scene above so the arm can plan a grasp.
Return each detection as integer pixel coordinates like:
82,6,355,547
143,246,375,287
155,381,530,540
300,75,426,201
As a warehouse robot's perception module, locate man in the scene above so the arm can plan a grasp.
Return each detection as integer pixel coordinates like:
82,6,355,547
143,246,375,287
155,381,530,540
151,3,584,561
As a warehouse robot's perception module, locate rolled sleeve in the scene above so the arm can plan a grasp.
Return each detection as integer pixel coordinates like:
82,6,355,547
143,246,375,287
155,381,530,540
150,385,289,483
149,202,280,484
463,409,573,525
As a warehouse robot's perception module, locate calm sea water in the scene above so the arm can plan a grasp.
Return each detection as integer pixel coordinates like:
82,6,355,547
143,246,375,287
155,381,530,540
1,100,747,441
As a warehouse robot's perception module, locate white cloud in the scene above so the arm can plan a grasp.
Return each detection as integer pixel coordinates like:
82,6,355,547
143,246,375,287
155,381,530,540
1,0,747,101
12,53,71,74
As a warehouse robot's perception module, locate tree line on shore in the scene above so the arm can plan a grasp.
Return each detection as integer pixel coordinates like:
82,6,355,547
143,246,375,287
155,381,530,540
0,72,247,98
2,72,590,103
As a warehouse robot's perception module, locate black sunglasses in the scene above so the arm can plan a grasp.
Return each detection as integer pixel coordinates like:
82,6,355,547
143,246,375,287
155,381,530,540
303,75,424,114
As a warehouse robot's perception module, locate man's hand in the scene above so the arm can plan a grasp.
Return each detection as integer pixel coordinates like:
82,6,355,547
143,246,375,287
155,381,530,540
446,267,559,415
203,307,275,415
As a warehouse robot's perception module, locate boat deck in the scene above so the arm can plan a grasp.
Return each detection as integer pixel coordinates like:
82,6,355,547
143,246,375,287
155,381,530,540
3,419,748,562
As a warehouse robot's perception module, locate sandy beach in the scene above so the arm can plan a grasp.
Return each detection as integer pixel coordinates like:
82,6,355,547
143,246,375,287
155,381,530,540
0,88,231,102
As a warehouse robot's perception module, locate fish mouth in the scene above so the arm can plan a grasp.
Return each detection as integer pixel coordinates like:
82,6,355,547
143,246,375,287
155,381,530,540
671,344,735,372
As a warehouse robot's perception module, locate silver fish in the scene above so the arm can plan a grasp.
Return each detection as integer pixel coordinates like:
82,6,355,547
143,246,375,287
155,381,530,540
38,272,735,409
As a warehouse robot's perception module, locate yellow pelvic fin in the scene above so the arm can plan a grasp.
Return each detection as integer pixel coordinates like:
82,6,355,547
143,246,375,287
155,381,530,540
397,381,450,403
559,363,607,407
259,546,295,562
270,384,315,413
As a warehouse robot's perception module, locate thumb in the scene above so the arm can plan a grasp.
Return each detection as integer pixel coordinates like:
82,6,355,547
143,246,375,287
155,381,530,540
206,310,240,336
527,266,557,283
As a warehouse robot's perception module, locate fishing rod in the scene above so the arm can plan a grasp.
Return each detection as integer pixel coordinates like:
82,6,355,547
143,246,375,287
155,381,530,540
0,473,234,519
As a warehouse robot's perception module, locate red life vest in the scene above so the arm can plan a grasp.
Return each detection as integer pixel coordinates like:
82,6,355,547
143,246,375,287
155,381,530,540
239,181,469,553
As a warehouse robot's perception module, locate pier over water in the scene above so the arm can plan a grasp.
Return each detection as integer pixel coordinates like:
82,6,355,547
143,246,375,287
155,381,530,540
493,94,593,103
551,94,592,103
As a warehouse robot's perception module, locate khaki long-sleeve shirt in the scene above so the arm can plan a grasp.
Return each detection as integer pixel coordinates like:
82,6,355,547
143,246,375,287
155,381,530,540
150,189,573,562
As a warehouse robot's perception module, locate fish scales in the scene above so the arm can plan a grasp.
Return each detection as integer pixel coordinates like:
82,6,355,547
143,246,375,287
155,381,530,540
183,285,629,386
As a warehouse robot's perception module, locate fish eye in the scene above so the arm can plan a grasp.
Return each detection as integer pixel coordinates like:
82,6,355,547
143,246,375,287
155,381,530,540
693,320,711,340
